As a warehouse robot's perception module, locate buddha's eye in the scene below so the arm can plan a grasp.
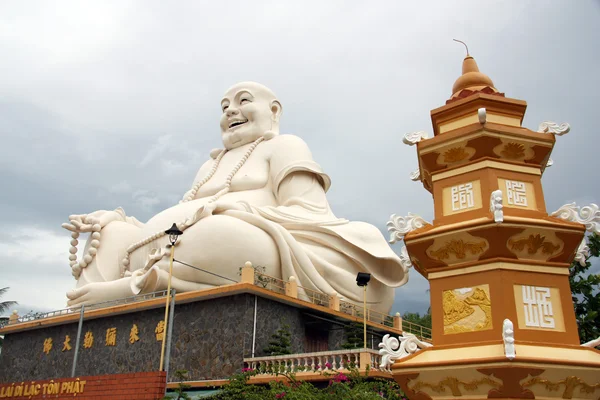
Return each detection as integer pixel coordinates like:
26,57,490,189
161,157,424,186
240,98,251,105
222,105,229,112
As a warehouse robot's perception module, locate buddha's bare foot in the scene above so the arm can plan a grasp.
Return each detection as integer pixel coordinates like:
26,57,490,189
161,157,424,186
66,278,133,306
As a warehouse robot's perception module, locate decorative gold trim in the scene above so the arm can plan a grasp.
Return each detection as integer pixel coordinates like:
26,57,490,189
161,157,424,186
443,147,470,163
521,375,600,399
508,234,560,255
430,239,486,260
410,376,501,397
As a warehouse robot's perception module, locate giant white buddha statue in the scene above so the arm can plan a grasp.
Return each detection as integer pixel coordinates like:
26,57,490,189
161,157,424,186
62,82,408,313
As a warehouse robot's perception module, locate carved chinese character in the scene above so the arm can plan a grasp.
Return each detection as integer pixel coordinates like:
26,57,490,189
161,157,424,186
155,320,165,341
83,331,94,349
451,183,475,211
506,180,528,207
43,338,53,354
522,286,554,328
105,327,117,346
62,335,72,352
129,324,139,344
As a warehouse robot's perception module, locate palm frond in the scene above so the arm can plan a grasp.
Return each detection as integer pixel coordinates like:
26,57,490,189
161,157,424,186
0,301,18,314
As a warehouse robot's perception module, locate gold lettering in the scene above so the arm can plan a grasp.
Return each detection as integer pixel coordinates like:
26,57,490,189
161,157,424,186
83,331,94,349
0,386,6,398
79,380,86,392
43,338,53,354
60,382,68,393
50,382,59,395
105,327,117,346
155,320,165,341
129,324,139,344
42,383,48,395
34,383,41,395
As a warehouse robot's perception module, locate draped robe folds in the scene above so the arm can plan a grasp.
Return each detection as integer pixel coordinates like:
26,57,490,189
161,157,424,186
172,134,408,311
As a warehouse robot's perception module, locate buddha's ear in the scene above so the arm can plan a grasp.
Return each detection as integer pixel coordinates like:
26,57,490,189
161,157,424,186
270,100,283,120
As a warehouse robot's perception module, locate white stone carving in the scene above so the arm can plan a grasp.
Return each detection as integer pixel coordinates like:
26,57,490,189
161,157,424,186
387,213,431,244
378,333,432,369
574,239,590,267
546,158,553,168
60,82,409,312
505,180,528,207
522,286,555,329
398,246,413,269
581,336,600,348
551,203,600,234
537,121,571,136
402,131,429,146
490,190,503,223
502,319,516,360
451,182,475,211
409,168,421,182
478,107,486,124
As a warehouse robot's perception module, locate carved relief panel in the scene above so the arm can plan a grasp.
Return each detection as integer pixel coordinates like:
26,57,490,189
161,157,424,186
443,284,492,335
506,228,564,262
427,231,489,265
513,284,565,332
442,180,482,216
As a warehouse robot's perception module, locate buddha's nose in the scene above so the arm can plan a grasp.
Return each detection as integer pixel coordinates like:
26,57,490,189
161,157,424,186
226,107,239,117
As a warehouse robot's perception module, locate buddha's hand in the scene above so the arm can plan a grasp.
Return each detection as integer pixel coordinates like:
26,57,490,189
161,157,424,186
61,208,127,233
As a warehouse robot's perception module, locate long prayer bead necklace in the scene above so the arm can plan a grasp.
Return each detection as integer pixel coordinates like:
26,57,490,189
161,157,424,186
68,136,266,279
119,136,265,277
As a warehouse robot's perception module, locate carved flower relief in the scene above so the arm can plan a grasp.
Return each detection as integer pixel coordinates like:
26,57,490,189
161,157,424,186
428,239,487,261
506,230,564,261
492,141,534,161
435,145,475,166
501,142,526,159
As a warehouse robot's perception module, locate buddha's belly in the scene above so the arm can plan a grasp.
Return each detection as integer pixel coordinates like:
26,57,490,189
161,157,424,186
141,189,277,237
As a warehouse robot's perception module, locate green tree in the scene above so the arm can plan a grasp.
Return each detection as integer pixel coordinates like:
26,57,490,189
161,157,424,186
0,287,18,350
569,233,600,344
263,322,292,356
341,322,364,349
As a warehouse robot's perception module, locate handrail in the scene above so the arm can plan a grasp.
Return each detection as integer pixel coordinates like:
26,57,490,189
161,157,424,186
296,284,330,308
253,272,286,294
402,319,432,341
13,290,169,324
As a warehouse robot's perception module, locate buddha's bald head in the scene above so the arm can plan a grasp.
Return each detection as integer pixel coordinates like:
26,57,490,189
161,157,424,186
220,82,283,149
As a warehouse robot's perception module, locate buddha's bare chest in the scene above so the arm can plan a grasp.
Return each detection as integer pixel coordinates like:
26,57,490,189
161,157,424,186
194,150,271,198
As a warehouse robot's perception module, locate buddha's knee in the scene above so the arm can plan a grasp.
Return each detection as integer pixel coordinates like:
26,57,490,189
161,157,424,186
172,215,281,281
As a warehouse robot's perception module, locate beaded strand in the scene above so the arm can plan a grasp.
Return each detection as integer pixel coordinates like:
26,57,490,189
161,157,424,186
119,136,265,277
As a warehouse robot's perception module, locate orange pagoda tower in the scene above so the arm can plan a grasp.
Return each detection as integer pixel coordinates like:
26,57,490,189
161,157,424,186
383,51,600,399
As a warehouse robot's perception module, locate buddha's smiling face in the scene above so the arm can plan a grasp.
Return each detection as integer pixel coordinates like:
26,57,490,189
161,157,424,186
220,82,281,149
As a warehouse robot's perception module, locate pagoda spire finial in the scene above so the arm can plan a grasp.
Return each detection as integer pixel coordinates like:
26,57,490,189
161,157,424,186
450,41,499,99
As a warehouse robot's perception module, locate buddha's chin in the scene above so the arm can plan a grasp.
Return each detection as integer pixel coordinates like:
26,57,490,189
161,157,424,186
222,131,263,150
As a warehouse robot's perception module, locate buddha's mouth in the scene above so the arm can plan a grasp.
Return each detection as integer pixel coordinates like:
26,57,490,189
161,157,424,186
228,119,248,129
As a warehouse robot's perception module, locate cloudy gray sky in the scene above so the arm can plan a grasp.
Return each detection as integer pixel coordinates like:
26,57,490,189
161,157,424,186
1,1,599,317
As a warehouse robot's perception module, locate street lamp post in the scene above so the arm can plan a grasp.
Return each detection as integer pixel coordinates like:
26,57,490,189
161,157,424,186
356,272,371,349
159,223,183,372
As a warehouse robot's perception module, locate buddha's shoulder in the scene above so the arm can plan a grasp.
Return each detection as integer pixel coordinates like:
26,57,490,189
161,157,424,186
266,134,310,150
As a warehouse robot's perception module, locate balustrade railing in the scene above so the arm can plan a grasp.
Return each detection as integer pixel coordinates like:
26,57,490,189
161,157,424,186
244,348,387,375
